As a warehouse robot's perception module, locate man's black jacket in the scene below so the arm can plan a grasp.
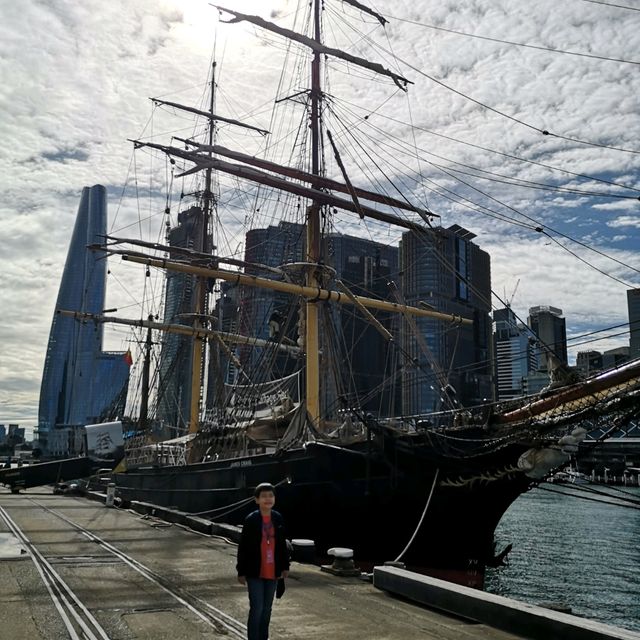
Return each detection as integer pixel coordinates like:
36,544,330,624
236,509,290,578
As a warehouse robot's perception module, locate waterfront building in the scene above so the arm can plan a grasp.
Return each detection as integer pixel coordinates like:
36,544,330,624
493,307,537,400
400,225,493,415
156,206,209,433
576,350,603,376
527,306,568,372
628,288,640,359
38,186,130,455
602,346,630,369
0,425,5,444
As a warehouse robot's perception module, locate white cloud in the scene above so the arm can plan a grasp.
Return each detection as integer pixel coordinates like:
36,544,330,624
1,0,639,425
607,215,640,229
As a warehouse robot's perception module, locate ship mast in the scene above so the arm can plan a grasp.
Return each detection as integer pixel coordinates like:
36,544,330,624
139,315,153,430
122,5,470,435
306,0,322,427
187,62,217,434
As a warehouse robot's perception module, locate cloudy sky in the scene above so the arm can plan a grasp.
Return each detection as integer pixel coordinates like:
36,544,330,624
1,0,639,428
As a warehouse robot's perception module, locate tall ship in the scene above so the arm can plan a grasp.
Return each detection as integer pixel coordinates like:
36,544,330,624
54,1,640,584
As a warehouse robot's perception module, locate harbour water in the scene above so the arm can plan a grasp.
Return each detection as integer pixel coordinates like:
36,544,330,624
485,484,640,632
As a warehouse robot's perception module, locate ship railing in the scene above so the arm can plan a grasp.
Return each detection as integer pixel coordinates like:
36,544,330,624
124,442,188,467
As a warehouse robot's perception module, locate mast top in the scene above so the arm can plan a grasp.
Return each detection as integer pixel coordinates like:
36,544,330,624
212,5,411,91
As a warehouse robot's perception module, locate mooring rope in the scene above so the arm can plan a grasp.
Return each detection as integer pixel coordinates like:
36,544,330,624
394,467,440,563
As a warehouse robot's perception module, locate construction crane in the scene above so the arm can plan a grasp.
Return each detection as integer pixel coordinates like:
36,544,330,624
506,278,520,308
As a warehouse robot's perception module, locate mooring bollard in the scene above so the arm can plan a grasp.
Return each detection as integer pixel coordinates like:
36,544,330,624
105,482,116,507
321,547,361,577
291,539,316,564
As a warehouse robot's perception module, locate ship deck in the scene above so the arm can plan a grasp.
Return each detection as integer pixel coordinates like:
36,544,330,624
0,488,635,640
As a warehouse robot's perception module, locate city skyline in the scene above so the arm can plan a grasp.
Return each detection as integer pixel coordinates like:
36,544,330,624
1,0,639,425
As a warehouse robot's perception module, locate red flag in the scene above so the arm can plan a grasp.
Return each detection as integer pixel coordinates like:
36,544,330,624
123,349,133,366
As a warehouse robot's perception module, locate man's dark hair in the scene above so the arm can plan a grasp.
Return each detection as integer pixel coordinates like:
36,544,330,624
254,482,275,497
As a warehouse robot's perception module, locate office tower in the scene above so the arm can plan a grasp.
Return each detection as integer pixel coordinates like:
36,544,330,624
38,186,130,455
325,232,400,416
493,307,537,400
7,425,25,445
238,221,306,379
400,225,493,415
576,350,603,376
156,206,209,432
236,222,401,416
527,306,568,372
206,281,241,411
628,289,640,359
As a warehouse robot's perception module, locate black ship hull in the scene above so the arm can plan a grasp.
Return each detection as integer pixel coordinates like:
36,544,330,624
114,432,534,585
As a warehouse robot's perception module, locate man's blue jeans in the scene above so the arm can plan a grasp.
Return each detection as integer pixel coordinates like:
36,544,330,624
247,577,277,640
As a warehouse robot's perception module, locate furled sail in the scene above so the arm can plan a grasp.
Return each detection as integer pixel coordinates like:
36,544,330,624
213,6,411,90
151,98,269,135
134,140,431,233
175,139,435,219
340,0,388,26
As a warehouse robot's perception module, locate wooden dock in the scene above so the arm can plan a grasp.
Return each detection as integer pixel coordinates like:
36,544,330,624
0,489,637,640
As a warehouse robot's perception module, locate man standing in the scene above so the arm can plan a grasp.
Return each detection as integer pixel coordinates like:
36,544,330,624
237,483,289,640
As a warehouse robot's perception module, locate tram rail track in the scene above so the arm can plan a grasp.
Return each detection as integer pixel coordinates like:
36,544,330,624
0,505,110,640
1,497,247,639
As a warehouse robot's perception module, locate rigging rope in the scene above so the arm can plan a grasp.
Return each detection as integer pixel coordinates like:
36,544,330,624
535,484,640,510
386,13,640,67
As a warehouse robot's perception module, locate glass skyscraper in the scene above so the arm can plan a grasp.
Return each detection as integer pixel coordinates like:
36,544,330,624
325,232,400,416
493,307,537,400
238,221,306,380
156,206,208,433
38,185,129,454
400,225,493,415
235,221,402,416
527,305,568,372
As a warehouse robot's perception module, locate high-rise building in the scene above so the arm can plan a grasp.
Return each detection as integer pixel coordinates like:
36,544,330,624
7,425,25,445
628,288,640,360
206,281,241,410
38,185,130,454
234,222,401,416
493,307,537,400
325,232,400,416
156,206,208,432
238,221,306,380
576,350,603,376
527,306,567,372
400,225,493,415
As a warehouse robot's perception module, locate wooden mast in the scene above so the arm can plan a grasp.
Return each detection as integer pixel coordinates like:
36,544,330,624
139,315,153,429
305,0,322,427
187,61,216,434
